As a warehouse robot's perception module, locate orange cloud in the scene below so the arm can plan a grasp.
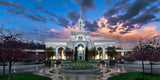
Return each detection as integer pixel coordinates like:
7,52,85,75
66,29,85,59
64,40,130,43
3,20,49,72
49,17,159,49
91,17,160,49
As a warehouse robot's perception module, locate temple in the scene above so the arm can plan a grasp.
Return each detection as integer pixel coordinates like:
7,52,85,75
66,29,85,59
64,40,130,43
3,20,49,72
44,8,119,60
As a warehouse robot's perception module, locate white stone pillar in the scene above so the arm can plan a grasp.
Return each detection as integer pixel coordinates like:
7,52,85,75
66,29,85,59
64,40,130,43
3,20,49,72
56,48,59,60
121,51,124,56
105,49,108,59
102,48,105,60
95,50,99,60
35,52,38,55
62,50,66,60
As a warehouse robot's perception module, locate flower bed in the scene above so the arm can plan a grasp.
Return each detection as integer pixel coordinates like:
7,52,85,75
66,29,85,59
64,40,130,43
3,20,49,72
60,61,101,73
61,61,100,66
63,61,98,64
65,64,98,70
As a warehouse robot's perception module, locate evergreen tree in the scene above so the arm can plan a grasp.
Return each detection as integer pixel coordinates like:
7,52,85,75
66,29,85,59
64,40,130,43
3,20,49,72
74,47,77,61
107,47,117,59
89,47,98,59
64,47,73,60
45,47,55,60
85,46,88,61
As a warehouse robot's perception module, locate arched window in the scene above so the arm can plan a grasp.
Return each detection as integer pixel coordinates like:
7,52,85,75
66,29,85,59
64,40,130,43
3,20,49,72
78,36,83,41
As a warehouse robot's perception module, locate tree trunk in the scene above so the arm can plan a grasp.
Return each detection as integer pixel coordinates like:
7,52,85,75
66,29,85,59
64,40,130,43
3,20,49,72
150,61,153,74
3,62,6,78
142,60,145,80
8,61,12,80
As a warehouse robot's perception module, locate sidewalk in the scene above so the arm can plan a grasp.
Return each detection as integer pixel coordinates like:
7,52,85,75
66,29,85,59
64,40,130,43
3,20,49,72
116,63,160,68
0,64,45,70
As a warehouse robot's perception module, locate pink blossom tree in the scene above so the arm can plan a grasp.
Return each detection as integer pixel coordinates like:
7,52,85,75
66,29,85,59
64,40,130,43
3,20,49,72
146,36,160,74
29,53,46,61
0,25,27,80
115,54,125,61
125,37,160,80
125,38,149,80
0,48,8,78
1,41,28,80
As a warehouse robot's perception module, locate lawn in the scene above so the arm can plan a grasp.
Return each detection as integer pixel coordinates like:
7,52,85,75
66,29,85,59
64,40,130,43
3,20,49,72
0,73,52,80
108,72,160,80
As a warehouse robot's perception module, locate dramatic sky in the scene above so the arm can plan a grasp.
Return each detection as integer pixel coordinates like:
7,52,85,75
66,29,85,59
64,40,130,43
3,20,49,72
0,0,160,49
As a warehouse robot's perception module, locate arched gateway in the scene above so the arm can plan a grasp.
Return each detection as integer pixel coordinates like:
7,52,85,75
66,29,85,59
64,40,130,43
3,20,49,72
77,44,85,60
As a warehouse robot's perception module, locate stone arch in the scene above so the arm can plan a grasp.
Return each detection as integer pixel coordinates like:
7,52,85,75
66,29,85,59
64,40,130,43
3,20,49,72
75,43,86,60
57,46,65,60
75,42,86,48
96,47,103,60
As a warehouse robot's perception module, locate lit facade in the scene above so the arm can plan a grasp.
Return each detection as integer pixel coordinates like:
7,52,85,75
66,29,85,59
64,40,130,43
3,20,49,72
45,13,116,60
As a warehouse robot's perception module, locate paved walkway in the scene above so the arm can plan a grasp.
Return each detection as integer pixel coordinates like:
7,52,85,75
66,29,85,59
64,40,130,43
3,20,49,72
0,64,45,70
115,63,160,73
0,64,45,73
116,63,160,68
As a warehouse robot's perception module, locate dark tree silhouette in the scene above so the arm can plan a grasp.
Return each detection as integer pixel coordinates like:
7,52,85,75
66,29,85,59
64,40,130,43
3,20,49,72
74,47,77,61
85,46,88,61
107,47,117,59
89,47,98,59
45,47,55,60
64,47,73,60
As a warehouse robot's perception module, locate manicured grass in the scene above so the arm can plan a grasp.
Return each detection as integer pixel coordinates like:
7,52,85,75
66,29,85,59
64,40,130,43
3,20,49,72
108,72,160,80
0,73,52,80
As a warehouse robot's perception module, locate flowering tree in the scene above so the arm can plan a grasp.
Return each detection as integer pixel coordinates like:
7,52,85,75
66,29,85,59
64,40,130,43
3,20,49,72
146,36,160,74
0,26,22,79
115,55,124,61
1,41,28,80
0,26,27,80
0,47,8,78
125,37,160,80
28,53,46,61
125,38,148,80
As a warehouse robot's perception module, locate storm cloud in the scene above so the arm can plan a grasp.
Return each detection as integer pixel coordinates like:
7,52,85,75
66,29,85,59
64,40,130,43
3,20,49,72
102,0,160,34
66,10,80,25
0,0,26,11
72,0,97,16
84,20,99,31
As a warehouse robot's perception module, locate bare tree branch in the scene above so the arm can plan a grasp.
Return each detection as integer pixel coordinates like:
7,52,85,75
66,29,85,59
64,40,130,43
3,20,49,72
0,24,22,42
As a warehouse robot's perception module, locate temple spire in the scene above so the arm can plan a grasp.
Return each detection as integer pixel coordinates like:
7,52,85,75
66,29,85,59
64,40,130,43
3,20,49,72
78,7,83,31
80,7,82,19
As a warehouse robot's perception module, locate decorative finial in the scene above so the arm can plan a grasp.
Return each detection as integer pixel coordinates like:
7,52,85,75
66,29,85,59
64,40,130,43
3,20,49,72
80,6,81,19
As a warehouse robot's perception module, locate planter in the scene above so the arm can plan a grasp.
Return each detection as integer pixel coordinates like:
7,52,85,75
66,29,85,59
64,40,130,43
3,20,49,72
60,67,101,73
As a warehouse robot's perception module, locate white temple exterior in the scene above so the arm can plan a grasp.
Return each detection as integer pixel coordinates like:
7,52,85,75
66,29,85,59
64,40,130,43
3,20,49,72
45,11,116,60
